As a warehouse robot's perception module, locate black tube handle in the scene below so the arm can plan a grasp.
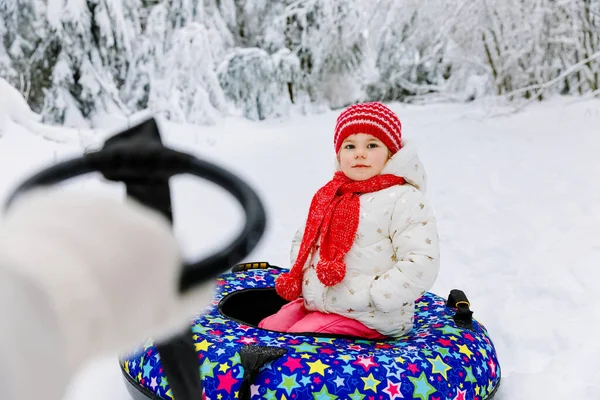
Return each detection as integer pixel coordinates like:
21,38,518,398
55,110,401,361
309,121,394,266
5,119,267,294
446,289,474,331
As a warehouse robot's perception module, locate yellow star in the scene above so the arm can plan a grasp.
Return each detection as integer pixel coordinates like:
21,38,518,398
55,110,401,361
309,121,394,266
124,362,130,374
166,389,174,399
219,363,230,372
457,344,474,358
450,336,459,341
301,354,311,359
475,385,481,395
278,336,287,341
195,339,211,351
193,334,198,340
217,394,222,400
426,355,452,380
339,354,352,362
361,373,381,392
479,347,488,358
307,359,329,376
395,356,405,363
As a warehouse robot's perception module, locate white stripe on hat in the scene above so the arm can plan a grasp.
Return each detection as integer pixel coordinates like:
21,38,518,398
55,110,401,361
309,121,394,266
370,103,402,131
336,105,401,133
336,111,399,140
336,119,401,150
335,112,401,148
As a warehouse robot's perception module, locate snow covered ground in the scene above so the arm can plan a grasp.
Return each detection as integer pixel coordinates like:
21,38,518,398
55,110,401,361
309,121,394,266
0,97,599,399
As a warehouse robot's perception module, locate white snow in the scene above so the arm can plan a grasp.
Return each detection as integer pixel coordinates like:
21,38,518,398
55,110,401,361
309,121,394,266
0,97,599,399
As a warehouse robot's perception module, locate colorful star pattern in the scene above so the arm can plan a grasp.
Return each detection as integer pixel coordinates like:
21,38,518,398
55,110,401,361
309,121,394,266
120,269,501,399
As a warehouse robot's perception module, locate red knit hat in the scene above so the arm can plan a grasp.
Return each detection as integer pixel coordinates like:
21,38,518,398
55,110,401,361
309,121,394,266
334,102,402,154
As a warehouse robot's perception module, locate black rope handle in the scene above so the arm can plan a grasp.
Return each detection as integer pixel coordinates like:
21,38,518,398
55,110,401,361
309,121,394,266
5,129,267,294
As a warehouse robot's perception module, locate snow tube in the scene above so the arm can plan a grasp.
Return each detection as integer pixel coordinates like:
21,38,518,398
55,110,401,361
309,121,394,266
121,263,501,400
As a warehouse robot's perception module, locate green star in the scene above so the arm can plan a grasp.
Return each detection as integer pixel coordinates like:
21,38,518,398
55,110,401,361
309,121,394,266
463,366,477,383
421,349,433,357
433,346,451,358
436,325,463,336
314,337,335,344
348,388,365,400
229,352,241,365
191,325,211,334
312,385,337,400
200,358,218,379
408,372,437,400
264,388,278,400
290,342,319,354
278,374,301,396
159,377,168,390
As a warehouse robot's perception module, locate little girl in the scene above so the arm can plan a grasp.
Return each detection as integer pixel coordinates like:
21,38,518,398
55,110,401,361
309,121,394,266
259,102,440,338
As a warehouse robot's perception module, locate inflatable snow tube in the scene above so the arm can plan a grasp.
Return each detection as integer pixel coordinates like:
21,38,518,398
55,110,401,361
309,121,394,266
121,264,501,400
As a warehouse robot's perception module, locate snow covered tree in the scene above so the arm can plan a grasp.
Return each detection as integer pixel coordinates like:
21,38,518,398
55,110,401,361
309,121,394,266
217,47,299,120
282,0,370,108
0,0,60,113
148,22,231,125
366,1,454,102
3,0,600,125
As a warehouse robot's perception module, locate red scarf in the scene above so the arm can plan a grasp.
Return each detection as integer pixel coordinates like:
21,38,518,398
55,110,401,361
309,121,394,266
275,171,406,301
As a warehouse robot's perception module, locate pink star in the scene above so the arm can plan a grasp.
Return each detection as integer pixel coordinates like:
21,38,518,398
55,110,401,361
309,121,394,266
488,359,497,377
282,357,303,372
353,356,379,372
250,384,260,397
407,363,420,374
463,333,476,342
237,337,257,345
454,388,467,400
382,380,403,399
216,370,237,394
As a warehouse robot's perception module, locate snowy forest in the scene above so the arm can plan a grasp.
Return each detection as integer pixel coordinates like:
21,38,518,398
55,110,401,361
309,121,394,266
1,0,599,127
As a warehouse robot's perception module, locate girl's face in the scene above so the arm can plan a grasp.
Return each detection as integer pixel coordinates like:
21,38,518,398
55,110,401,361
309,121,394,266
337,134,391,181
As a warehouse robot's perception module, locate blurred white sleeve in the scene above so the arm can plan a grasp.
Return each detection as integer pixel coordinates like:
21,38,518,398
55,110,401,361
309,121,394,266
0,259,70,400
0,188,216,400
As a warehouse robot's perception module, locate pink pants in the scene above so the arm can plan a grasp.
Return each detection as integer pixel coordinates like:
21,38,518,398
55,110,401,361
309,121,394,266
258,299,386,339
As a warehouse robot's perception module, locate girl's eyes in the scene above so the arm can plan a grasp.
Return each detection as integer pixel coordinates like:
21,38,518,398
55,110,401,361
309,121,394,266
344,143,379,149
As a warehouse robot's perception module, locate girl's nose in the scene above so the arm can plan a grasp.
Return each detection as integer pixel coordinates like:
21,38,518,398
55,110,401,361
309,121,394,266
355,148,367,158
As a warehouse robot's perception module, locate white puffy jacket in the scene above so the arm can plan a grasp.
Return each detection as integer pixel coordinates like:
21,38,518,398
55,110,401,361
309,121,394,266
292,141,440,337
